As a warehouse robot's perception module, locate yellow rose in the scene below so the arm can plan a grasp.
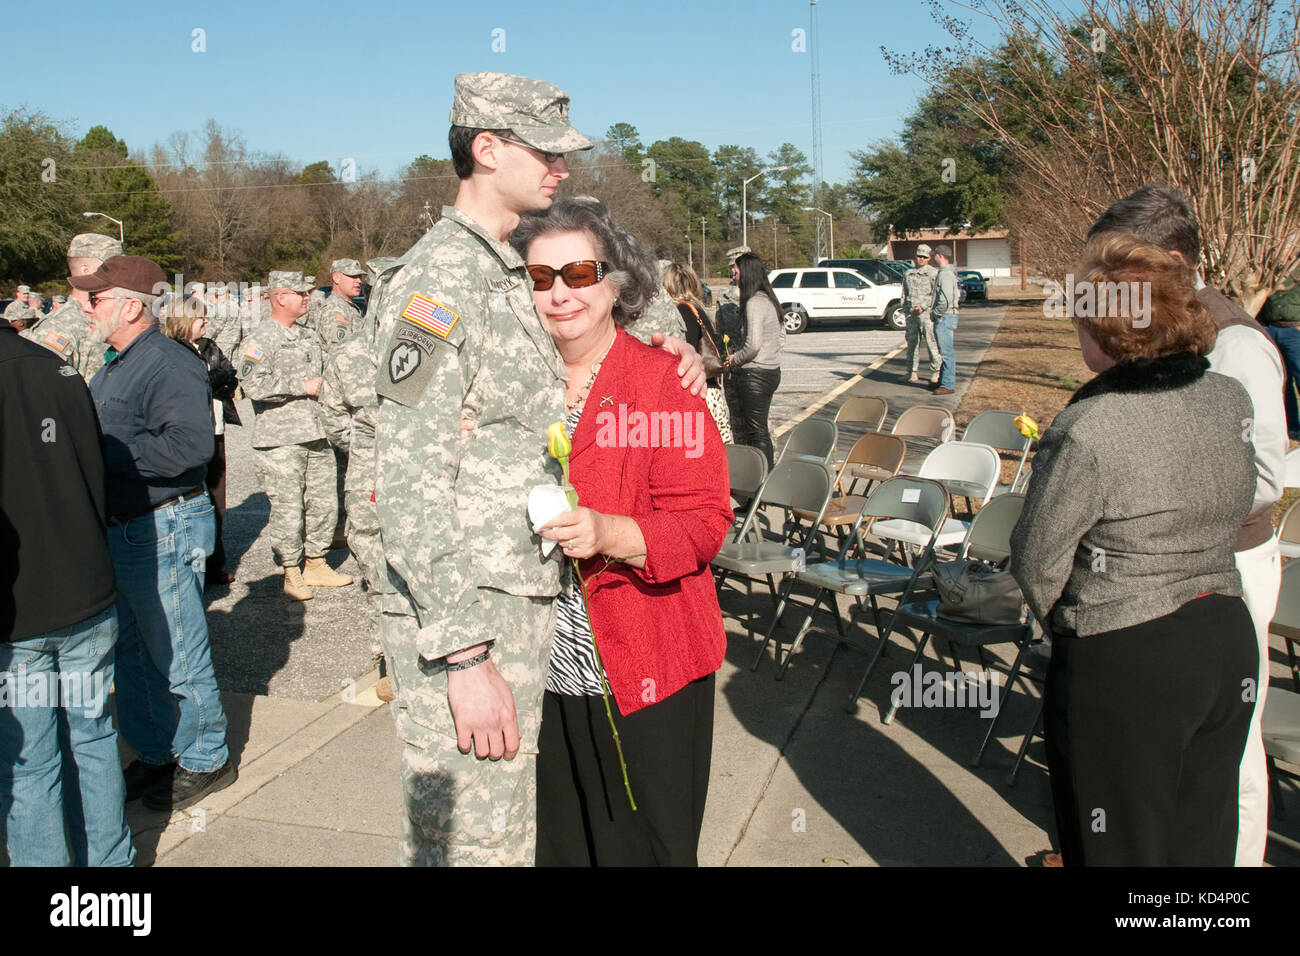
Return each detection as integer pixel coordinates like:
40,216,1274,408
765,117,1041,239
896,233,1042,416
1014,414,1041,441
547,421,572,461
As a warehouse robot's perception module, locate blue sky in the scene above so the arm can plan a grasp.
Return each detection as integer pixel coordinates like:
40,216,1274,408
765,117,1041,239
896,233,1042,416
5,0,1003,186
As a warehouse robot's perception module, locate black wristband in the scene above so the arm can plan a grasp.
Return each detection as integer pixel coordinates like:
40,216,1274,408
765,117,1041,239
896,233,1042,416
446,649,490,672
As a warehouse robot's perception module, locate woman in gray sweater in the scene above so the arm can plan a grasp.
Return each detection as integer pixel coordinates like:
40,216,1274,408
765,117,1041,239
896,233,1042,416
723,253,783,465
1011,233,1258,866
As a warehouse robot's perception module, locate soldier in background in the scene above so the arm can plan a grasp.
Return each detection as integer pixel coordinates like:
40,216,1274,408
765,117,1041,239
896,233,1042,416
716,245,749,446
902,242,941,385
3,284,32,320
321,256,397,695
307,259,367,548
23,233,122,381
237,271,352,601
306,259,366,350
208,282,244,359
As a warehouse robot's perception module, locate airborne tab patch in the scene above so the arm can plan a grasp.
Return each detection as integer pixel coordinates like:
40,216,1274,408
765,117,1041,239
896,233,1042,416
402,295,459,339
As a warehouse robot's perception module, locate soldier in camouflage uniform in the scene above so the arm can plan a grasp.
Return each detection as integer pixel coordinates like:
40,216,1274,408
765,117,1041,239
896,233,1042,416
3,285,32,321
371,73,705,867
320,257,396,648
902,242,941,385
238,271,352,600
306,259,366,350
22,233,122,381
207,282,245,359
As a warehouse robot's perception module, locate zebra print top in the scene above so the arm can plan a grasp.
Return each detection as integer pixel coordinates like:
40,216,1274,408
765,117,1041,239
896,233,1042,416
545,408,606,697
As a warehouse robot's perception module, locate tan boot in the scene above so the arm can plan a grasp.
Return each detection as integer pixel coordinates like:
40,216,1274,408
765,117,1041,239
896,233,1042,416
283,565,314,601
375,676,395,702
302,556,353,588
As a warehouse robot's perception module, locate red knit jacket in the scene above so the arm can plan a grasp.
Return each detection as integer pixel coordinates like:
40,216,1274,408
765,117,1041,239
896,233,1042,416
567,330,733,716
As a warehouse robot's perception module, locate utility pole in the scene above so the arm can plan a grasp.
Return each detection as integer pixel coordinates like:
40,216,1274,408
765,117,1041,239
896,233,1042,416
685,232,693,272
701,218,707,279
809,0,826,261
421,201,435,230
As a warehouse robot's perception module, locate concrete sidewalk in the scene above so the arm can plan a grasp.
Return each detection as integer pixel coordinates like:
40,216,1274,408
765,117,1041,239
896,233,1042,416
128,302,1299,866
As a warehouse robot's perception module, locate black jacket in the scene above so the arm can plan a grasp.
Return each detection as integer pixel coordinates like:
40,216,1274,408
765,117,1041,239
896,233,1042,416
194,336,241,427
0,325,116,641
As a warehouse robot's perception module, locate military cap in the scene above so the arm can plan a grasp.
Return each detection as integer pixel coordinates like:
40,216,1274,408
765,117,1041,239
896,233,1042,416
330,258,365,277
931,244,953,259
449,72,593,154
16,285,30,294
916,243,932,257
67,233,124,260
726,246,751,263
305,275,316,286
266,270,314,293
68,255,167,295
52,294,67,303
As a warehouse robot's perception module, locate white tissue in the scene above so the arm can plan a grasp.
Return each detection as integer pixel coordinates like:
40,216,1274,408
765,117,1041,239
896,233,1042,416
528,484,575,558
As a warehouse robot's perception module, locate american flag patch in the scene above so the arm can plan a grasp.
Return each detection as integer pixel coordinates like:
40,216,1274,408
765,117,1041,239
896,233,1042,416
402,295,458,338
43,332,69,351
243,346,264,361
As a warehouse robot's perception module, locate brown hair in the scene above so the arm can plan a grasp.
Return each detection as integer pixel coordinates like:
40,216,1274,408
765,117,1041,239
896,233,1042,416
1072,232,1215,361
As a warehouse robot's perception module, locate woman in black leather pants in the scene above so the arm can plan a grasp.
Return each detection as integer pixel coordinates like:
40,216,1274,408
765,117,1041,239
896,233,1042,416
723,253,783,466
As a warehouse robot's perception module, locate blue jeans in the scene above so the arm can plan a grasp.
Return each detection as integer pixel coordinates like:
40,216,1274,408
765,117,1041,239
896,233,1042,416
1265,325,1300,438
109,492,228,772
934,312,959,389
0,606,135,866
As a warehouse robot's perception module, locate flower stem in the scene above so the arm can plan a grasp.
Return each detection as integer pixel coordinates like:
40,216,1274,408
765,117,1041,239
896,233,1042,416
573,560,636,812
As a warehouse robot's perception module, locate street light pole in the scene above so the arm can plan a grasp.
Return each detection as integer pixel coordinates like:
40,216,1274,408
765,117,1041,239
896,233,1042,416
82,211,124,246
742,165,790,249
803,206,834,260
701,218,707,279
685,233,693,272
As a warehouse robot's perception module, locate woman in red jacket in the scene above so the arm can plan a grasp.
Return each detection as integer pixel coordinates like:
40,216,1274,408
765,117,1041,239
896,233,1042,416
513,198,733,866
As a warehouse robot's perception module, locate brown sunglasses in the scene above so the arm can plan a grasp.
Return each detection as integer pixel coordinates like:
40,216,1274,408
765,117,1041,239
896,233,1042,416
527,260,610,291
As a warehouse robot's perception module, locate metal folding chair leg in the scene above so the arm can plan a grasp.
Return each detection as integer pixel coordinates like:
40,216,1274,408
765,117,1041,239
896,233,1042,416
883,630,933,724
750,574,801,671
970,627,1033,767
846,598,896,713
776,589,838,681
1007,695,1045,786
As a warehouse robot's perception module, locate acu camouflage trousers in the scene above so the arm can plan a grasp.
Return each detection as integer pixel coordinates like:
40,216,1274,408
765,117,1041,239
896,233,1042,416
381,589,556,866
256,438,337,566
343,439,385,651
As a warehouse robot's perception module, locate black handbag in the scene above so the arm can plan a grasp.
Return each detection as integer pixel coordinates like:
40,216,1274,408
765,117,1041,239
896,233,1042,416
932,558,1025,625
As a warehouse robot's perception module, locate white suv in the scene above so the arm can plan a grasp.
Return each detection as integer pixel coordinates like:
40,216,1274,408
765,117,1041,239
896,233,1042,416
768,267,906,334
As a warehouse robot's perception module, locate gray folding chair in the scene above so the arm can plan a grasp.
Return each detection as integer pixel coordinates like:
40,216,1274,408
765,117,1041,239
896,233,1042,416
725,444,769,542
776,417,838,466
712,459,835,642
1273,558,1300,693
961,409,1033,495
881,494,1037,767
753,477,950,681
835,395,888,433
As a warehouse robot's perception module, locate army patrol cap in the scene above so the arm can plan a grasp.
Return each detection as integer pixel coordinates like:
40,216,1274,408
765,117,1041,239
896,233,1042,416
266,270,314,293
68,255,167,295
52,294,67,303
16,285,30,294
449,72,593,154
726,246,751,264
330,258,365,277
916,243,932,258
931,244,953,259
67,233,123,260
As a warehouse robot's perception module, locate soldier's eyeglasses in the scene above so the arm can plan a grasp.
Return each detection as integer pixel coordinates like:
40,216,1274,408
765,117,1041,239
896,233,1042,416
527,260,610,291
496,135,564,164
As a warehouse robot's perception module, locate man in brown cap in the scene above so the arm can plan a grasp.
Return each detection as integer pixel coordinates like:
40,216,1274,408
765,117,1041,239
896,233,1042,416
74,255,235,812
370,72,704,866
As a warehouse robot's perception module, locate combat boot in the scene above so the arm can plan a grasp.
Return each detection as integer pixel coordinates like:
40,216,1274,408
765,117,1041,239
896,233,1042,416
283,565,314,601
302,556,353,588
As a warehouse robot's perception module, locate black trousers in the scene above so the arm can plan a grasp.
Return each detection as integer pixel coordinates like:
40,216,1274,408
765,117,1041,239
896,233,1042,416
1045,594,1257,866
731,367,781,468
537,673,715,866
204,434,228,575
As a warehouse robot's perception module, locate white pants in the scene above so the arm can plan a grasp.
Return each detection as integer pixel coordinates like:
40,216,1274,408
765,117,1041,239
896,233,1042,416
1234,536,1281,866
